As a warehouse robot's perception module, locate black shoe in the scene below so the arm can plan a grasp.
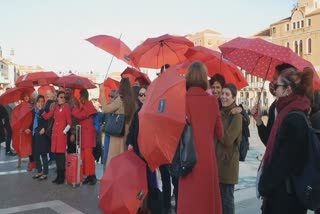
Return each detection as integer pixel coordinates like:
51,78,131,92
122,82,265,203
6,150,17,156
83,176,91,185
52,176,58,183
89,175,97,185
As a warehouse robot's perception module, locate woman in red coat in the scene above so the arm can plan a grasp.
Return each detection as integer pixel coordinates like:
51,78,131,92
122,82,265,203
177,61,224,214
72,89,97,185
42,91,72,184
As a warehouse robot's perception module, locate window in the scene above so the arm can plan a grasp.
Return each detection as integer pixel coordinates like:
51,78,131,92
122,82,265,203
199,40,202,45
299,40,303,56
308,19,312,26
0,64,3,69
286,42,290,48
308,38,312,53
297,21,300,28
272,27,276,34
293,22,296,29
294,41,299,53
194,41,197,45
301,20,304,27
207,40,212,46
286,24,290,31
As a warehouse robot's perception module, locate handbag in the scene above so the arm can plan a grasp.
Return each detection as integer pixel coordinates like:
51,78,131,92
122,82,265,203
169,118,197,177
105,113,125,137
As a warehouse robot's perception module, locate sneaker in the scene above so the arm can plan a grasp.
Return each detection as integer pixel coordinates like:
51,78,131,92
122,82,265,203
6,150,17,156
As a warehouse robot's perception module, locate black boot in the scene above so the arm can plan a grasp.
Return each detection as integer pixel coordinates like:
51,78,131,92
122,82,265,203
56,170,65,185
89,175,97,185
52,171,59,184
83,176,91,185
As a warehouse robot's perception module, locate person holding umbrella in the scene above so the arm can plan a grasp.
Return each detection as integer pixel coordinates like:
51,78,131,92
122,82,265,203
72,89,98,185
177,62,224,214
42,91,72,184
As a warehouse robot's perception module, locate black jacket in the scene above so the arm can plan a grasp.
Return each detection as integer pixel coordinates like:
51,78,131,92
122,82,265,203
258,112,308,214
32,109,50,155
257,100,276,146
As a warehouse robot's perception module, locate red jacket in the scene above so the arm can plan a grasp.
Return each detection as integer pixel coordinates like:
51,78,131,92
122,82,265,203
72,101,97,148
178,87,224,214
43,103,72,153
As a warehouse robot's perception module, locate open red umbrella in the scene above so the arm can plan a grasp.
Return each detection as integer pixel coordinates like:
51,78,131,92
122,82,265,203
11,102,33,158
15,71,59,87
99,77,120,103
0,87,35,104
184,46,248,89
219,37,320,88
86,35,132,64
129,34,194,69
53,74,96,89
99,150,148,214
138,68,186,170
121,67,151,86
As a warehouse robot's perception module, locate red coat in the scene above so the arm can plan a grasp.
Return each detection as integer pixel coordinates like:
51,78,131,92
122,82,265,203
177,87,224,214
72,101,97,148
42,103,72,153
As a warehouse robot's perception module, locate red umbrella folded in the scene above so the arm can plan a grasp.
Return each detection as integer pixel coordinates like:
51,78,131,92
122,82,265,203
16,71,59,87
121,67,151,86
0,87,35,104
138,68,186,170
86,35,132,64
129,34,194,69
53,74,96,89
99,150,148,214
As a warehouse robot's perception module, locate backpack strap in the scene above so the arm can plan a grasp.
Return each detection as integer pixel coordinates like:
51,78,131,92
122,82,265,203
289,111,312,128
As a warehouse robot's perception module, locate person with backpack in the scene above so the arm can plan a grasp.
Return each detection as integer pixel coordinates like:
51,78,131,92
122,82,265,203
258,67,314,213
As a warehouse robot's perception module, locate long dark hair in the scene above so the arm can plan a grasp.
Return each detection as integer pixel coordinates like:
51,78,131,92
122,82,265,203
119,78,135,122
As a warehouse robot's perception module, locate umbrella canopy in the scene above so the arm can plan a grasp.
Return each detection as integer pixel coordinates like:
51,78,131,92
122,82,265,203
53,74,96,89
86,35,132,64
183,46,248,89
99,77,120,103
129,34,194,69
15,71,59,87
0,87,35,104
99,150,148,214
219,37,320,88
121,67,151,86
138,68,186,170
11,102,33,157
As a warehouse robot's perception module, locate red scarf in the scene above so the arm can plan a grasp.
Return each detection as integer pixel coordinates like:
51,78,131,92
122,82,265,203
263,94,310,166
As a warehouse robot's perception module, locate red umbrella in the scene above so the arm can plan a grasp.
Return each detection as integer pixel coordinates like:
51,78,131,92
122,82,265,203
129,34,194,69
121,67,151,86
0,87,35,104
15,71,59,87
11,102,33,158
99,150,148,214
184,46,248,89
53,74,96,89
138,68,186,170
99,77,120,103
219,37,320,88
86,35,132,64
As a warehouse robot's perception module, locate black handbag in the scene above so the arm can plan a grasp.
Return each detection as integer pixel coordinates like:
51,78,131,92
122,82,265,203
105,113,125,137
169,119,197,177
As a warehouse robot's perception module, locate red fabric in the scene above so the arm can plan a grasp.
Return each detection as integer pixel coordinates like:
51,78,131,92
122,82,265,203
99,78,120,104
263,94,310,166
138,69,186,170
99,150,148,214
86,35,132,64
38,85,56,102
219,37,320,89
10,102,33,158
178,87,223,214
121,67,151,86
16,71,59,87
53,74,96,89
0,87,34,104
72,101,97,148
129,34,194,69
81,147,95,176
42,103,72,153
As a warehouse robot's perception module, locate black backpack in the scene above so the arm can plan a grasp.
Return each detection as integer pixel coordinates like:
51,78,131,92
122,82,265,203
289,111,320,211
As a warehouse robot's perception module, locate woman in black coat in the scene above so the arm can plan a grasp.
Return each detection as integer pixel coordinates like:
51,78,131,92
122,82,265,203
32,95,50,180
258,67,313,214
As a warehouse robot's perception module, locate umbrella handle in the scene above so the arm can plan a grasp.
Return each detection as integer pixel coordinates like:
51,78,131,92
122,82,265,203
104,33,123,80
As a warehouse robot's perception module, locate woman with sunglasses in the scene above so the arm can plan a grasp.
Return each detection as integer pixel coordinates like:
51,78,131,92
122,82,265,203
42,91,72,184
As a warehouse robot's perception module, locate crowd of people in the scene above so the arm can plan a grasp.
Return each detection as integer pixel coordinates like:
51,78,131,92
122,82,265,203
0,60,318,214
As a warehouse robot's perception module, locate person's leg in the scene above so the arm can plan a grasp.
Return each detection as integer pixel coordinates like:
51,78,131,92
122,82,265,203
172,176,179,211
82,148,96,185
220,183,235,214
52,153,60,183
5,126,15,155
103,135,110,171
38,154,48,180
159,165,171,211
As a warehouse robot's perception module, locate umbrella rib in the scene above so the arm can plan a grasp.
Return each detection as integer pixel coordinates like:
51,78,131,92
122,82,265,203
163,42,183,64
257,57,273,105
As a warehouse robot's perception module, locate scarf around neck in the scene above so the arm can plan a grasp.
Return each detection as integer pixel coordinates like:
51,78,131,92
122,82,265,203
263,94,310,167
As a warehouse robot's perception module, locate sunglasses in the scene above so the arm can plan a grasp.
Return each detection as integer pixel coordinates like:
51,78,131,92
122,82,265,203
274,84,286,90
139,93,146,97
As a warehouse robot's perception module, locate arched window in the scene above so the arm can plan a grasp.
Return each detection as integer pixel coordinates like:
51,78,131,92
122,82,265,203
299,40,303,56
308,38,312,54
294,41,299,53
286,42,290,48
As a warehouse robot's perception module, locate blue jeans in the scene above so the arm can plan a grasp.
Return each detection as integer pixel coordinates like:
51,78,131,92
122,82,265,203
103,135,110,170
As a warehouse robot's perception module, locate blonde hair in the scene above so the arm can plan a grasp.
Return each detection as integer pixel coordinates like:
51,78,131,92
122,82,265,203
185,61,209,90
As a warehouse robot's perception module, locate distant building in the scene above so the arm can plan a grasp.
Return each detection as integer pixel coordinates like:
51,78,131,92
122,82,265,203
185,29,229,50
0,57,18,88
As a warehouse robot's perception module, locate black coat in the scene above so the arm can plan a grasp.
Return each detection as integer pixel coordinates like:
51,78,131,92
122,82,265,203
257,100,276,146
0,105,8,143
258,112,309,214
32,109,50,155
126,103,142,157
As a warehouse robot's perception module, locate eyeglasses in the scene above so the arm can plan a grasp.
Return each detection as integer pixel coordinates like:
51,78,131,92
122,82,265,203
139,93,146,97
274,84,285,90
